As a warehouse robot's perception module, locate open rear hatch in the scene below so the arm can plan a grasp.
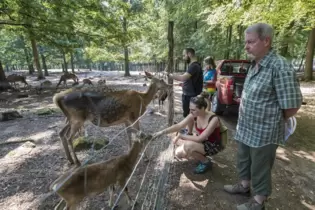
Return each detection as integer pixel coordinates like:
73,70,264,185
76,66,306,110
219,61,250,104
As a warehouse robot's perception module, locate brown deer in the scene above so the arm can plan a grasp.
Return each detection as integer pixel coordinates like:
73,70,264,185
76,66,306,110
56,73,79,89
153,89,168,112
50,131,153,210
6,74,28,88
82,78,93,86
53,71,172,166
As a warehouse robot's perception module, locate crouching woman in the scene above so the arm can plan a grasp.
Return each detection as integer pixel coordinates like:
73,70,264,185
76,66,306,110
154,95,223,174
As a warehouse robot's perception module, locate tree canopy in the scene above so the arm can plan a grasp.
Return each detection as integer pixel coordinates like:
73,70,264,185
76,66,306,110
0,0,314,79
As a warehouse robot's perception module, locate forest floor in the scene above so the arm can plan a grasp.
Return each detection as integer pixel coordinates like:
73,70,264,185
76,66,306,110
0,70,314,210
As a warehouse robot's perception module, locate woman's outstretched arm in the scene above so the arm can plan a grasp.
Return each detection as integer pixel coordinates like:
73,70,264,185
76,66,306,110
153,114,194,138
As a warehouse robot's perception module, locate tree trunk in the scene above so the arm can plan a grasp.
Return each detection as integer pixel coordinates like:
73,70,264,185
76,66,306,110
20,36,34,75
236,25,243,59
279,21,295,58
123,17,130,76
70,51,75,73
225,25,233,59
0,60,6,81
167,21,174,126
40,53,48,76
0,60,11,91
30,37,44,79
62,50,68,73
304,28,315,81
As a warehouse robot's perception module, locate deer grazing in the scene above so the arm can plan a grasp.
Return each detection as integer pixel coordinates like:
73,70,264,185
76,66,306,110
82,78,93,86
56,73,79,89
6,74,28,88
50,131,153,210
53,71,172,166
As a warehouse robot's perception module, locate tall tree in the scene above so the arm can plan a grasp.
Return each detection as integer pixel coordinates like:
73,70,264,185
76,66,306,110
304,28,315,81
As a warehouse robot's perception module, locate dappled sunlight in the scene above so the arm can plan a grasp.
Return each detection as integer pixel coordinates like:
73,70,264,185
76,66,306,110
297,109,315,118
301,200,315,210
168,183,205,208
292,150,315,163
1,145,60,174
276,147,291,163
27,130,56,141
179,173,207,192
0,191,35,210
211,159,229,168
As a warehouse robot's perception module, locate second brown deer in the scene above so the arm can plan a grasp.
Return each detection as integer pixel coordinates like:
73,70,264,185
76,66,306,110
50,131,153,210
53,71,172,166
6,74,28,88
153,89,168,112
56,73,79,89
82,78,93,86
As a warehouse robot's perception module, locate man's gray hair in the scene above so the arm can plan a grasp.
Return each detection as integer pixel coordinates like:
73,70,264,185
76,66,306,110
245,23,274,41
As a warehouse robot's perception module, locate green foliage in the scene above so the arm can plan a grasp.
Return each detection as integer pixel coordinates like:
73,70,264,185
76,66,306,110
0,0,314,71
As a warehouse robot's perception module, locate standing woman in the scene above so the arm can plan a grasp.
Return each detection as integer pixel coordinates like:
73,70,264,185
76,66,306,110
202,56,217,111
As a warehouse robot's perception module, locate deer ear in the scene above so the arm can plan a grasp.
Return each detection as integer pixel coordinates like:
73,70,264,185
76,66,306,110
144,71,153,79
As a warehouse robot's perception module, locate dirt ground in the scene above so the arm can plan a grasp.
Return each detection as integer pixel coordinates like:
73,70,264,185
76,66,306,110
0,70,314,210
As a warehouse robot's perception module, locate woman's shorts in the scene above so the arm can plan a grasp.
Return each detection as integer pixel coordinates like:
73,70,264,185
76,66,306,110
203,140,222,156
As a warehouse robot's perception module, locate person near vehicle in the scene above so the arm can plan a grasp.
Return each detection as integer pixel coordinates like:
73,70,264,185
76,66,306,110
166,48,203,134
153,95,223,174
202,56,217,111
223,23,303,210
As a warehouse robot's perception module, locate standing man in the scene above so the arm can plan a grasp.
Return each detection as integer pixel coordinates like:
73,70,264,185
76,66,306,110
223,23,303,210
167,48,203,134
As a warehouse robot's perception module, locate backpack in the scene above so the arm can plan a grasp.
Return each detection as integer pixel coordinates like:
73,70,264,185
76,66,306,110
198,114,229,149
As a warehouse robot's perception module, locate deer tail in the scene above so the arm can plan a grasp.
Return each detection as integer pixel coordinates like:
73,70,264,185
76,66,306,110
53,89,74,118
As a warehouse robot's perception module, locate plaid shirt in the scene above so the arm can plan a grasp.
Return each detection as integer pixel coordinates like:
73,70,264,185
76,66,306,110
235,50,303,147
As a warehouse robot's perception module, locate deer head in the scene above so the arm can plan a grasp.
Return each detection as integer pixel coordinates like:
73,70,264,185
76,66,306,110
144,71,172,95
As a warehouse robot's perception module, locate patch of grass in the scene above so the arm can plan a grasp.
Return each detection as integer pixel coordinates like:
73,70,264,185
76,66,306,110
73,136,108,152
7,151,16,157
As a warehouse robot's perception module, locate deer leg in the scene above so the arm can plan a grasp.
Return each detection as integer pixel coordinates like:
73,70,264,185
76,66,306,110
67,122,83,166
54,199,66,210
124,122,133,149
59,124,74,165
131,120,150,162
108,185,115,207
124,186,132,205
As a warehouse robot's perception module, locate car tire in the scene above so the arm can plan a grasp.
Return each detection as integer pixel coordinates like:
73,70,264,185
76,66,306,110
211,92,224,115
